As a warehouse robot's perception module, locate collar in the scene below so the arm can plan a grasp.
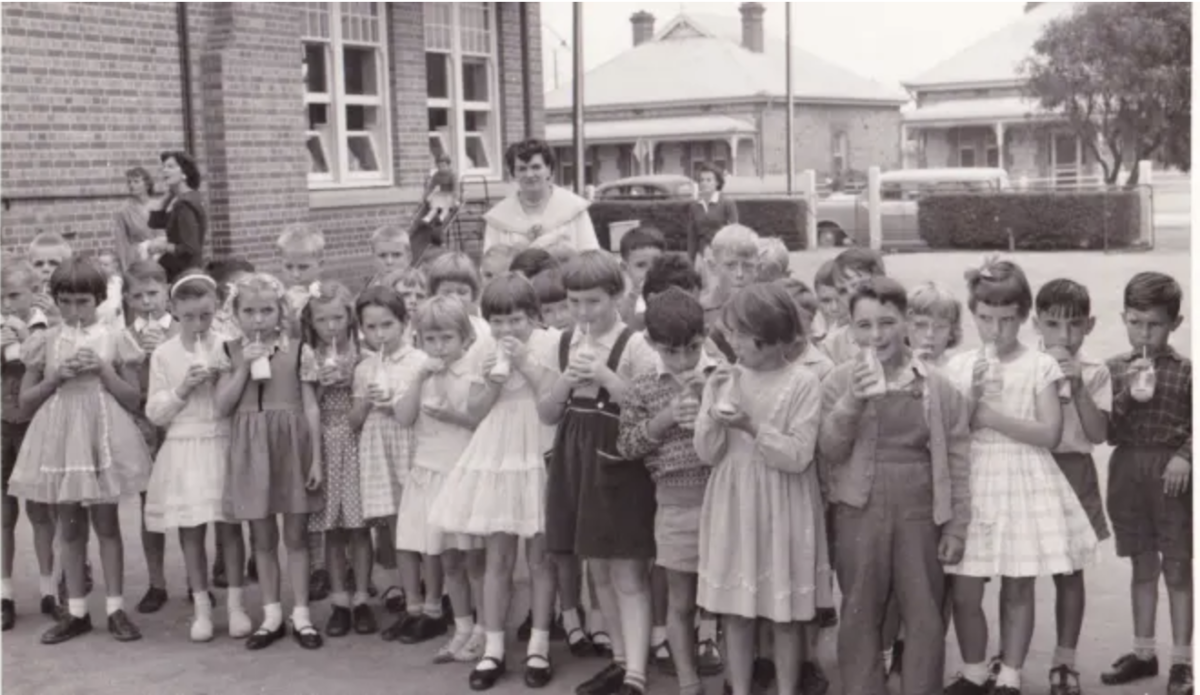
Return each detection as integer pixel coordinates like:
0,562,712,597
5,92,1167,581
656,350,717,379
1119,346,1183,363
24,309,48,329
378,343,413,365
443,354,470,377
887,354,928,389
569,320,625,349
240,330,289,354
700,192,720,205
133,313,173,332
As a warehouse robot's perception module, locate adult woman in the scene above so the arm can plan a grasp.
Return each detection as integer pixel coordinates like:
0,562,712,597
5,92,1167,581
482,139,599,253
688,163,738,260
113,167,164,271
149,151,207,282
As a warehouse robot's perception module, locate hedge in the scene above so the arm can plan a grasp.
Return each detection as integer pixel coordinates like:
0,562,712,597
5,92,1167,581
589,197,809,253
918,190,1142,250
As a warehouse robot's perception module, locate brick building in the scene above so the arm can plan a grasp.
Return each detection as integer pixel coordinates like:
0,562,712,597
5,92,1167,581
1,2,544,276
543,3,907,187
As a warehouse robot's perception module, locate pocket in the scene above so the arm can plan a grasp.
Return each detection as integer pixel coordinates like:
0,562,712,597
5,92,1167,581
595,449,633,487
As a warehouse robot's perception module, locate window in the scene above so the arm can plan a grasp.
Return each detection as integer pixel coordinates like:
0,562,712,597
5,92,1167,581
688,142,728,178
303,3,392,188
425,3,502,176
831,131,849,174
959,147,976,168
556,147,594,188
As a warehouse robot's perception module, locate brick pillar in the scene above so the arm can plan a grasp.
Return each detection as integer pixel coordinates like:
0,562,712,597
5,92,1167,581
200,2,308,266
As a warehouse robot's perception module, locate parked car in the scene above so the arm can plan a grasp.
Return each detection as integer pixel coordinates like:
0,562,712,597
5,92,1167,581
594,175,696,200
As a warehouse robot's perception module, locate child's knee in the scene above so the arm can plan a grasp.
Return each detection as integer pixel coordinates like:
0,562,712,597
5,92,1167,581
1161,558,1192,590
1132,552,1163,583
611,562,649,596
25,501,52,527
90,508,121,540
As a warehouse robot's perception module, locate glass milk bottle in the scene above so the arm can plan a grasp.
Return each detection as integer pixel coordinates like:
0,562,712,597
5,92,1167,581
677,372,702,431
490,338,511,380
714,367,740,417
981,342,1004,400
861,346,888,398
1130,347,1157,403
1040,339,1072,402
249,332,273,381
191,330,210,370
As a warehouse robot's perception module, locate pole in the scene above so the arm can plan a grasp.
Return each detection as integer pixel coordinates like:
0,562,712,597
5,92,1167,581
572,3,586,195
784,3,795,195
519,3,533,139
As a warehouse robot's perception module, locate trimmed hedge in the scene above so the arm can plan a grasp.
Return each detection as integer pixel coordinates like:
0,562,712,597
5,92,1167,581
918,190,1142,250
589,197,809,253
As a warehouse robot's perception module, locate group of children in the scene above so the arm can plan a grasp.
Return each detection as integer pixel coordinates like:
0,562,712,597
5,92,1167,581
0,219,1191,695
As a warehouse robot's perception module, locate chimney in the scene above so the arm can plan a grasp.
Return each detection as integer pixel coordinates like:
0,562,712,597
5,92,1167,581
1024,2,1043,12
630,10,655,47
739,3,765,53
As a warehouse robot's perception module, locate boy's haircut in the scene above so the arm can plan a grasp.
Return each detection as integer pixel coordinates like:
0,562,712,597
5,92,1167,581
964,258,1032,316
757,237,789,274
722,283,804,347
779,277,819,319
170,272,219,302
546,241,579,267
299,280,356,348
426,251,481,299
28,232,74,260
277,223,326,255
414,295,475,343
834,247,886,278
382,266,429,294
355,285,408,325
562,250,625,297
2,260,39,290
1124,271,1183,319
849,276,908,317
642,252,702,300
645,286,706,347
1035,278,1091,319
49,257,108,303
813,260,839,290
480,272,541,320
509,247,558,278
123,260,168,287
618,225,667,260
710,224,759,258
530,268,568,306
205,257,255,285
369,223,410,249
908,281,964,349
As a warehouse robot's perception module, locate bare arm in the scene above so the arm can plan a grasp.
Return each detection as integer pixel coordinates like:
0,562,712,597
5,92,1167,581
394,372,429,427
18,366,62,414
975,384,1064,450
213,360,250,417
1073,385,1110,445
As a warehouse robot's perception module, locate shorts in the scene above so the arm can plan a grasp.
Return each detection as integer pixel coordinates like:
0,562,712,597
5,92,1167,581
1107,446,1192,560
654,502,702,575
2,420,29,494
1052,452,1111,542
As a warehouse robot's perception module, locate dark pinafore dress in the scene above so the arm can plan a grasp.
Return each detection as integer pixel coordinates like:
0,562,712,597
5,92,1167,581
545,327,657,559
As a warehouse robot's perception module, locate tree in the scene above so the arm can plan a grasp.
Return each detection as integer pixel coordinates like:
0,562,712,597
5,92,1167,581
1021,3,1191,184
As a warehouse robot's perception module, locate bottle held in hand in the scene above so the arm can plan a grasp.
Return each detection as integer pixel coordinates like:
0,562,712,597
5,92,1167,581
860,346,888,399
191,330,210,370
2,317,23,362
981,343,1004,400
249,333,272,381
1130,347,1157,403
714,368,740,417
490,340,511,380
677,376,702,431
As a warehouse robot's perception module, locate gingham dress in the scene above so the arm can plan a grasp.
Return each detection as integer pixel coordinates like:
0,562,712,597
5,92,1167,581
944,346,1099,577
356,345,423,522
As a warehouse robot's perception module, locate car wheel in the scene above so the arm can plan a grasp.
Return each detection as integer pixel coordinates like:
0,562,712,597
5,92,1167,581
817,223,844,248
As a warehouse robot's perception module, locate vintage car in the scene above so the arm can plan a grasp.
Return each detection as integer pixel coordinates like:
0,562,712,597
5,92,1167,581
594,174,696,200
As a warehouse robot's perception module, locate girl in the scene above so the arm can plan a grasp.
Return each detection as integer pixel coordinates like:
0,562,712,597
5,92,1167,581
395,296,487,663
8,258,152,645
694,282,828,695
298,281,379,638
144,272,251,642
908,281,963,368
213,273,324,651
942,258,1098,695
430,273,559,691
350,286,425,641
426,252,493,347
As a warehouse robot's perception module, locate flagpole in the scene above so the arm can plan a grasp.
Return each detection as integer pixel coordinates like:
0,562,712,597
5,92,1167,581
785,2,795,195
572,2,586,195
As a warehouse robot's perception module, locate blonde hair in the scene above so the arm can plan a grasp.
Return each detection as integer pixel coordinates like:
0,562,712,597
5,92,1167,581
908,281,964,349
426,252,481,299
369,224,410,249
277,223,326,255
757,237,789,274
545,240,579,266
27,232,73,260
413,295,475,343
229,272,290,336
382,266,429,294
2,260,39,290
711,224,759,258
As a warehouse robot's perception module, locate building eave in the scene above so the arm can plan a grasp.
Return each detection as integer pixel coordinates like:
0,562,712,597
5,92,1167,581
544,94,906,116
902,78,1027,93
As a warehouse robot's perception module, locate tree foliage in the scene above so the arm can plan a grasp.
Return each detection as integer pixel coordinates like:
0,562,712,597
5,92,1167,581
1021,3,1191,183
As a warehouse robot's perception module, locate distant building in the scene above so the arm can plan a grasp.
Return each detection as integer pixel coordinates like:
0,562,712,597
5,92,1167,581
543,3,907,186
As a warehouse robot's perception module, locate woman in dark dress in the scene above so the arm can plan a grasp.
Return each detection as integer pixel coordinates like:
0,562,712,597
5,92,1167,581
687,163,739,261
150,151,207,282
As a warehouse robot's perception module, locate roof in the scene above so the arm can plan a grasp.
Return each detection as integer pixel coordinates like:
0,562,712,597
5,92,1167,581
902,95,1057,125
544,114,756,145
544,11,908,111
905,2,1078,89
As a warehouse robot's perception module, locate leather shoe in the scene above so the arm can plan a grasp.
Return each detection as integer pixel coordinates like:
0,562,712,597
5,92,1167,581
352,603,378,635
245,622,286,650
325,605,352,637
107,609,142,642
469,657,507,691
575,662,625,695
524,654,553,688
399,613,447,644
136,587,168,614
2,599,14,631
41,613,93,645
1101,653,1159,685
291,620,323,650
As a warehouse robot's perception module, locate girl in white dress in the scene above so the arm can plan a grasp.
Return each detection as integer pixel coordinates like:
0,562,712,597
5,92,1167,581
144,273,250,642
942,259,1098,695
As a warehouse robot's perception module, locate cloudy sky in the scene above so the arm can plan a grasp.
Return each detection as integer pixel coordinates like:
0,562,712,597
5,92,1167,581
539,2,1027,92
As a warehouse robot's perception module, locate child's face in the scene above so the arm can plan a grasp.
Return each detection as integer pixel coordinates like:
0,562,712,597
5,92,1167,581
30,249,65,284
1121,306,1181,354
480,257,509,287
568,287,620,330
972,302,1025,351
488,311,535,343
714,249,759,291
725,327,784,370
236,290,283,338
623,248,663,292
649,335,706,376
310,300,351,348
907,313,954,362
1,276,35,318
420,327,468,363
851,296,907,364
281,250,323,288
815,284,846,325
835,268,874,297
96,254,118,279
541,299,574,331
394,284,428,318
373,241,410,274
56,292,99,327
1034,310,1094,356
172,294,216,339
359,305,404,352
126,279,168,318
435,281,476,310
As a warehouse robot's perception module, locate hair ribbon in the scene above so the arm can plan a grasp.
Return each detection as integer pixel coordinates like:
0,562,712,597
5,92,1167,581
169,273,217,300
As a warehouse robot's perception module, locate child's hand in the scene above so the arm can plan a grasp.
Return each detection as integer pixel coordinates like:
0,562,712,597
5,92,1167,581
73,347,102,373
503,337,530,368
710,403,753,434
421,356,446,377
178,364,211,395
479,353,507,384
1129,357,1154,376
937,534,965,565
1163,456,1190,497
138,328,165,352
0,326,16,349
318,363,344,386
1045,346,1082,383
56,359,79,382
850,358,881,401
570,353,598,383
242,341,272,363
367,383,392,406
31,294,55,314
306,461,323,491
670,395,700,429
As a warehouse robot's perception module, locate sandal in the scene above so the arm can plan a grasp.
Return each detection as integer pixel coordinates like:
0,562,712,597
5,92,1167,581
291,621,323,650
380,585,406,614
469,656,507,691
566,627,595,658
589,630,613,658
523,653,553,688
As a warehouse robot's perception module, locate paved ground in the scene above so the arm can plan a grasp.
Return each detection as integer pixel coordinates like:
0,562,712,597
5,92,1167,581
2,226,1190,695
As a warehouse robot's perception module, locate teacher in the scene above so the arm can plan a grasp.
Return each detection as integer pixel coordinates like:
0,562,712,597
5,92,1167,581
149,150,207,282
482,139,598,253
688,162,738,260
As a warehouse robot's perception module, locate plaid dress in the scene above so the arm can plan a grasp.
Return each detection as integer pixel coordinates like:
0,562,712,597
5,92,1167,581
355,345,423,522
943,346,1099,577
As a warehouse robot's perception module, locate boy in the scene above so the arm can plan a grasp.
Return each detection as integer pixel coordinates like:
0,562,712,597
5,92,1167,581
480,244,518,287
812,261,843,347
1101,272,1193,695
1033,279,1113,695
0,261,55,630
510,248,559,279
617,226,667,328
27,232,74,327
365,224,412,288
756,237,790,283
820,249,888,365
616,287,716,695
701,224,760,330
422,154,459,226
532,269,573,332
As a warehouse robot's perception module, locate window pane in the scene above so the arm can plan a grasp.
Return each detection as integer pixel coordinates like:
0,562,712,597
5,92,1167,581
424,3,453,51
428,107,449,131
429,134,449,161
343,46,378,96
308,103,329,129
347,136,380,172
464,110,493,170
460,2,492,55
307,135,330,174
304,43,327,94
303,3,330,39
426,53,449,100
346,104,380,131
461,57,489,102
340,2,380,44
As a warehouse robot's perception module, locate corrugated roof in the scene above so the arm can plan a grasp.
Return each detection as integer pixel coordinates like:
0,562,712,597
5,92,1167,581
905,2,1077,88
544,11,908,111
544,115,756,145
902,96,1053,124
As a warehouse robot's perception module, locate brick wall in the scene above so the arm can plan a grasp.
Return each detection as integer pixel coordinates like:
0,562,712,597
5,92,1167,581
760,103,902,174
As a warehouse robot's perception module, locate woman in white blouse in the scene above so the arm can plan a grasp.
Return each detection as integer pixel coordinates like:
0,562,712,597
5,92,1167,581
482,139,599,253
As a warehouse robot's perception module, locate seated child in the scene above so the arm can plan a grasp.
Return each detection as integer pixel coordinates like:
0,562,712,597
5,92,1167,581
423,154,459,226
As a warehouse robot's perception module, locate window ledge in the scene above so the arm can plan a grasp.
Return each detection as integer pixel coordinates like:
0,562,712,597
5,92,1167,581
308,179,515,210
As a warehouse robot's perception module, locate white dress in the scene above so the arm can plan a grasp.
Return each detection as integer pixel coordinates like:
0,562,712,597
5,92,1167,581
143,334,232,532
943,346,1099,577
429,328,559,538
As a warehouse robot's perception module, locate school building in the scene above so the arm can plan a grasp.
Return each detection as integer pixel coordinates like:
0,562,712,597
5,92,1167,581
0,2,544,276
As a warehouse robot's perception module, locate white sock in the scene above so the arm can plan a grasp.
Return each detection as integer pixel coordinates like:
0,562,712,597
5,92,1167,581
651,625,667,647
0,578,12,600
105,596,124,616
528,627,550,658
227,586,245,613
962,662,989,686
262,602,283,631
472,623,486,637
455,616,474,635
477,630,505,670
352,591,368,607
996,664,1021,690
291,605,313,630
67,598,88,618
193,589,212,618
561,607,582,634
698,617,718,642
331,591,350,608
39,575,55,598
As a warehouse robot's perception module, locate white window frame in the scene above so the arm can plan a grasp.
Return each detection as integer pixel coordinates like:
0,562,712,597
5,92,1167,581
303,2,393,190
425,3,503,178
832,131,849,174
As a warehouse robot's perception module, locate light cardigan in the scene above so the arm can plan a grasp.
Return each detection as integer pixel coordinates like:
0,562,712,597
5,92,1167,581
817,357,972,540
482,186,599,252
